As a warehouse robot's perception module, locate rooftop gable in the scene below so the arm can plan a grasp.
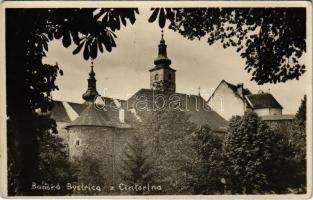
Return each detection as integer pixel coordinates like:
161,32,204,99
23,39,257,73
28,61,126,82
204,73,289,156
208,80,252,102
245,93,283,109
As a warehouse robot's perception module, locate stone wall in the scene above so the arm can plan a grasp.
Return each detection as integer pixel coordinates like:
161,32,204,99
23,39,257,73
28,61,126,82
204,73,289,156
67,126,133,186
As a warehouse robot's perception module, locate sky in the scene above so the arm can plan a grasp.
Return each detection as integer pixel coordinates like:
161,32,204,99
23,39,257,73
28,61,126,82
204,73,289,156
43,8,309,115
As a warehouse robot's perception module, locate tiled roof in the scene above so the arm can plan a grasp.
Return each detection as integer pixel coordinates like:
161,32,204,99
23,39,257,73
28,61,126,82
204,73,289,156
245,93,283,109
223,80,252,98
66,103,131,129
51,89,228,132
128,89,228,132
68,102,87,115
51,98,130,128
51,101,71,123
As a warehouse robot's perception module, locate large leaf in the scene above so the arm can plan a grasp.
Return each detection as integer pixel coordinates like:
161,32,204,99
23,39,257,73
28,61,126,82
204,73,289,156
149,8,159,23
62,31,71,48
83,40,90,60
158,8,166,28
72,41,84,55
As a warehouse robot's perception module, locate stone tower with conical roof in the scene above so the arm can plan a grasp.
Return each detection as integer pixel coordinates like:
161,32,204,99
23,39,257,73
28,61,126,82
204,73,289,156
82,61,99,103
66,62,132,191
149,30,176,93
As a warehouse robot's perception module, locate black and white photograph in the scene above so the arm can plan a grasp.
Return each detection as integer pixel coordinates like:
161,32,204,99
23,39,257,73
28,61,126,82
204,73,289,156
0,1,312,198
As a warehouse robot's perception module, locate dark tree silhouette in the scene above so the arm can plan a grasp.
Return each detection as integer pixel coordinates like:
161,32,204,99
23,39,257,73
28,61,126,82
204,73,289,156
188,126,225,194
6,8,138,195
295,95,307,128
72,154,106,195
149,8,306,84
6,7,307,196
37,130,77,196
118,133,157,195
288,95,307,192
135,108,197,194
223,112,280,194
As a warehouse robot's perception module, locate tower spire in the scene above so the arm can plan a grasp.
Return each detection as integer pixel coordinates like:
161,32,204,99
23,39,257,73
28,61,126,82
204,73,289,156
149,29,176,93
82,60,99,103
154,29,171,66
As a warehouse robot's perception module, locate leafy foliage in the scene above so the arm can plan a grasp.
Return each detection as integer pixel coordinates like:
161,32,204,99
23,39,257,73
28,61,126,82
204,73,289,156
188,126,225,194
6,8,138,195
288,96,306,192
37,131,77,195
149,8,306,84
118,133,157,195
136,108,197,194
72,153,106,195
223,112,279,194
268,96,306,193
295,95,307,128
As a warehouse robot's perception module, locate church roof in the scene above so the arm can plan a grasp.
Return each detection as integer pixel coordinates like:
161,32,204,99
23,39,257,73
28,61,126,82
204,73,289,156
51,98,132,129
127,89,228,132
245,93,283,109
51,101,73,122
66,103,131,128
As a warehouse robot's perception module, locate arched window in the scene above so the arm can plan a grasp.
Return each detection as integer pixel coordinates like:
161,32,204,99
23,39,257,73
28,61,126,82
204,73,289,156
154,74,159,81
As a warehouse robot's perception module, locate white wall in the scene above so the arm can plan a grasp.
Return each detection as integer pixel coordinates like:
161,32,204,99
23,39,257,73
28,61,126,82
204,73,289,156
269,108,282,115
253,108,282,116
253,108,270,116
208,82,245,120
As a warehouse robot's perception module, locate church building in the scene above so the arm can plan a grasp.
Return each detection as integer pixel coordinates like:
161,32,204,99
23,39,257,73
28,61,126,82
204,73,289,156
50,33,228,187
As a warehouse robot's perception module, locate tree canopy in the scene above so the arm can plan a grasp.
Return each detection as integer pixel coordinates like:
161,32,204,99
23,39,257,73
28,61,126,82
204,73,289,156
6,7,307,195
6,8,138,195
223,112,279,194
148,8,306,84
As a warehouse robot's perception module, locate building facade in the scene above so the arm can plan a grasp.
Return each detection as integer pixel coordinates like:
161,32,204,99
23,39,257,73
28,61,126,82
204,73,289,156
51,34,228,188
207,80,294,122
207,80,251,120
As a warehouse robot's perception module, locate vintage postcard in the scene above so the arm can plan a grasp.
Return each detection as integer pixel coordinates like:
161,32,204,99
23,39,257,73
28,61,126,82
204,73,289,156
0,1,312,199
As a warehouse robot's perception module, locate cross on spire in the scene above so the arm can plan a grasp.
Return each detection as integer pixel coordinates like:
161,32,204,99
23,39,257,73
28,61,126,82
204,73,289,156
198,86,201,96
91,60,94,71
161,29,164,40
83,60,98,103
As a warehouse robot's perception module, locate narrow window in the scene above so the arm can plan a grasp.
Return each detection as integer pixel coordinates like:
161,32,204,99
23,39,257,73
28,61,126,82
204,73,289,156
155,74,159,80
168,74,172,80
75,139,80,146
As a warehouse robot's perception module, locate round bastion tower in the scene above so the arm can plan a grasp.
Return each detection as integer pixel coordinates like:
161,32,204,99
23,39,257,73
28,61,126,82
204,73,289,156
66,62,132,187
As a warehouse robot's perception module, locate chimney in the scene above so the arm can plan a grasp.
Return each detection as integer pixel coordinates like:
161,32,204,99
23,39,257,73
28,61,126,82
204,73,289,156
237,83,244,98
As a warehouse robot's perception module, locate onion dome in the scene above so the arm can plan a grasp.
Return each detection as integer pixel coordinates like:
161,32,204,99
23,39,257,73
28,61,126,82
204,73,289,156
153,30,172,66
82,61,99,103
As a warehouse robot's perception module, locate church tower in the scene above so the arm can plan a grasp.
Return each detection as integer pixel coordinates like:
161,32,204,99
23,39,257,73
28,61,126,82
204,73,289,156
150,30,176,93
82,61,99,104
